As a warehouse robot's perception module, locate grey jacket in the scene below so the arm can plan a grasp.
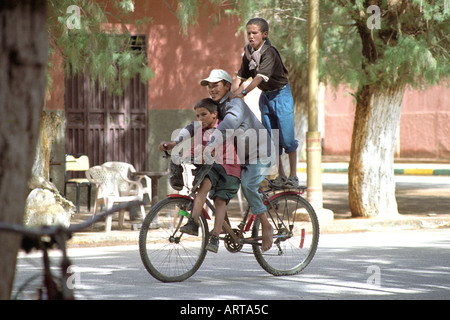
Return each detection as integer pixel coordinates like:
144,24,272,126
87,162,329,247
174,94,276,165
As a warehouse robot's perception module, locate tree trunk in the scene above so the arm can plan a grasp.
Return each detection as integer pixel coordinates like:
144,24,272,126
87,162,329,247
0,0,48,299
348,84,405,218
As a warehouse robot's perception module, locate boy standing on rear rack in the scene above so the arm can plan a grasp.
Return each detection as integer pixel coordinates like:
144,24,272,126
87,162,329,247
231,17,299,188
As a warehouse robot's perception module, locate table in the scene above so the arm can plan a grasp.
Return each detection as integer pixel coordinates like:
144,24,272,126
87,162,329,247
132,171,168,206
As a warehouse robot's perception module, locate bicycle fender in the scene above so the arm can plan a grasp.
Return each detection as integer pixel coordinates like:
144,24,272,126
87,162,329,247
264,191,300,204
166,194,212,220
245,191,302,232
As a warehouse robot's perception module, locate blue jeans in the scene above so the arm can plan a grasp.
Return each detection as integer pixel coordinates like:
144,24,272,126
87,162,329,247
259,84,298,155
240,161,271,215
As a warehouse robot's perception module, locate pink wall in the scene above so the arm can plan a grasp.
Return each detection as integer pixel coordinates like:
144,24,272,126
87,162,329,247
139,1,243,110
45,1,243,111
400,86,450,159
322,87,354,157
323,85,450,161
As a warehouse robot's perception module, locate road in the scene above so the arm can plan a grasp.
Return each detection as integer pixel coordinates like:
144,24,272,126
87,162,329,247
12,174,450,305
13,229,450,301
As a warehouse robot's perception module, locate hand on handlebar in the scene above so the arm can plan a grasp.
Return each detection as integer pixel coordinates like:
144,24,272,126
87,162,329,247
159,141,176,152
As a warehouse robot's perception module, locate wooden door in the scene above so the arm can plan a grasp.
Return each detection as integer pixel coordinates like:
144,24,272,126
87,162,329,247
65,71,148,171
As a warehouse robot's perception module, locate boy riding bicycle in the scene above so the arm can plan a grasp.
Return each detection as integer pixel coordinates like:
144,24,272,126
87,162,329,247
159,98,241,253
161,69,277,252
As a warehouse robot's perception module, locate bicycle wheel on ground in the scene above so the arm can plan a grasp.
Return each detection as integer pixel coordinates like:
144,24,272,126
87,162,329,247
252,193,319,276
139,197,209,282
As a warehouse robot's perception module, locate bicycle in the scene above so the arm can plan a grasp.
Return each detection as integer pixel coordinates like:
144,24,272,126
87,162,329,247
139,152,319,282
0,201,141,299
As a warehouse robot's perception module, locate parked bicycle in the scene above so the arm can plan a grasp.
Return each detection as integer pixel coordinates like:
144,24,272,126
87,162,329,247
0,201,142,300
139,152,319,282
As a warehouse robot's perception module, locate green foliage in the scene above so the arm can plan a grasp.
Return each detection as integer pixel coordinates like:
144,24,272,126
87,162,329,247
176,0,449,90
176,0,200,34
48,0,154,95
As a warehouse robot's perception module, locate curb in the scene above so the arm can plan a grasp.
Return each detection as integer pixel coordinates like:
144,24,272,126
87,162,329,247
297,164,450,176
393,168,450,176
68,230,139,248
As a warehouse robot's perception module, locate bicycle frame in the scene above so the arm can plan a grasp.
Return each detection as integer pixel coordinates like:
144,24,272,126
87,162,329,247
167,183,307,248
140,154,319,281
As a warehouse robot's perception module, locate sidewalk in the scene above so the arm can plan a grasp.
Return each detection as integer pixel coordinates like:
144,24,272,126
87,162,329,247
67,209,450,248
68,198,450,249
66,161,450,248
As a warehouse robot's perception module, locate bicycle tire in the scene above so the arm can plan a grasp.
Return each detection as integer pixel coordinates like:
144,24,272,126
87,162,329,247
252,193,319,276
139,197,209,282
12,273,43,300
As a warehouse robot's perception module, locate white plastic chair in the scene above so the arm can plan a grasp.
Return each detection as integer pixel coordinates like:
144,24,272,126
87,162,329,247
102,162,152,205
85,165,146,232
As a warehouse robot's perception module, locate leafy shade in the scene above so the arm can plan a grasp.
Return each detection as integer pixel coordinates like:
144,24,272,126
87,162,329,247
340,0,450,90
176,0,449,91
48,0,154,95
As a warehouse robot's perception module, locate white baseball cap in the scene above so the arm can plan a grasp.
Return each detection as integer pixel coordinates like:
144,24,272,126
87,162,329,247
200,69,232,86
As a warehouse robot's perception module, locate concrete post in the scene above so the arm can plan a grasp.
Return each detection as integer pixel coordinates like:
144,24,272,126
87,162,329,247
307,0,334,224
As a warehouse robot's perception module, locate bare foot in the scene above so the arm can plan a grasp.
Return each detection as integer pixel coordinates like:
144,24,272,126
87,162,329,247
262,225,273,252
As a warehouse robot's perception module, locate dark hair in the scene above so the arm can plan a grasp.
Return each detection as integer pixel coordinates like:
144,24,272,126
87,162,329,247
194,98,217,114
246,17,269,33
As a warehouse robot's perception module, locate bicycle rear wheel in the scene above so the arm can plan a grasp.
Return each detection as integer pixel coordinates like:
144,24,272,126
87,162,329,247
252,193,319,276
139,197,209,282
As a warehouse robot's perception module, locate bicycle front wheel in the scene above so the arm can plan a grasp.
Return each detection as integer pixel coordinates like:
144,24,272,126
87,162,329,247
139,197,209,282
252,193,319,276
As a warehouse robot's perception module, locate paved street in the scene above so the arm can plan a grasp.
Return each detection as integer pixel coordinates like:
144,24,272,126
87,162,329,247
13,229,450,301
12,173,450,304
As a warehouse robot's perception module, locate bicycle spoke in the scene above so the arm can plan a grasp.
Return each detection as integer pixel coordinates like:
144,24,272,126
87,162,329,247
139,197,208,282
252,193,319,276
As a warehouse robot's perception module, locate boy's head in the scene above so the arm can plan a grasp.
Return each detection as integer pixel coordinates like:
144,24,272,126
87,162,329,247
200,69,232,102
194,98,218,129
246,18,269,34
246,18,269,50
194,98,217,113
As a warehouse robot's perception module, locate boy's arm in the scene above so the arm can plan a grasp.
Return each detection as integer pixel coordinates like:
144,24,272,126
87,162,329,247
173,121,195,144
159,121,195,152
230,75,264,99
205,100,243,149
232,51,252,96
231,76,243,94
232,47,280,99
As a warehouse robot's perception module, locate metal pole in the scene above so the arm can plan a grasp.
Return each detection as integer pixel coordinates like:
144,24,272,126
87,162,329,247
307,0,322,209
